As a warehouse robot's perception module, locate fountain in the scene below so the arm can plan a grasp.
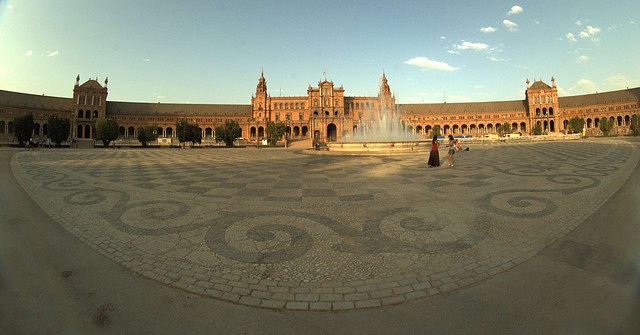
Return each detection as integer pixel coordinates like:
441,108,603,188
324,74,427,154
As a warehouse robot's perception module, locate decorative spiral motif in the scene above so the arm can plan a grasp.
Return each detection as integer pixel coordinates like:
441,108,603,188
64,189,109,206
105,200,198,236
478,190,557,218
205,211,314,264
376,208,487,253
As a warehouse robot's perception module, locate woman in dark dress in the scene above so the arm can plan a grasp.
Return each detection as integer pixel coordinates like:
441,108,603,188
427,134,440,167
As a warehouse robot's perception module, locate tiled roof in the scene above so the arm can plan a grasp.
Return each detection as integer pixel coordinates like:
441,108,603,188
399,100,527,115
558,87,640,108
0,90,72,110
528,81,552,90
105,101,251,117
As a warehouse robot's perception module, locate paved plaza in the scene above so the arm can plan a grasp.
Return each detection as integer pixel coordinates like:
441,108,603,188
9,139,639,313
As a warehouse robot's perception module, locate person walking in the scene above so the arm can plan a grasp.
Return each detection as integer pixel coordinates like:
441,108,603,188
446,135,456,167
427,134,440,167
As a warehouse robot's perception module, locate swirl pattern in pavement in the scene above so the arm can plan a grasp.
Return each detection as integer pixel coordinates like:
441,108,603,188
11,140,638,310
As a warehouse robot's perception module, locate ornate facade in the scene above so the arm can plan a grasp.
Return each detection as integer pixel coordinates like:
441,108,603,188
0,73,639,145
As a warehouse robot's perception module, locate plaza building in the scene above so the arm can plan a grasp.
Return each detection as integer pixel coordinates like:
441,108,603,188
0,72,639,146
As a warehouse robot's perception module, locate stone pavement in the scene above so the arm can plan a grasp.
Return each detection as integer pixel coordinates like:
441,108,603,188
9,139,639,311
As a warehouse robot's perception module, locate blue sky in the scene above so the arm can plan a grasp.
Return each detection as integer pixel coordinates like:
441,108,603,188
0,0,638,104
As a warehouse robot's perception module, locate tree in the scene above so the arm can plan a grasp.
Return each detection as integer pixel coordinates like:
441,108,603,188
95,117,119,147
568,117,585,135
599,117,613,136
630,114,639,136
433,125,441,137
215,120,242,147
533,123,543,135
497,123,511,136
176,118,202,146
137,125,158,147
265,121,286,145
13,113,34,146
47,115,70,147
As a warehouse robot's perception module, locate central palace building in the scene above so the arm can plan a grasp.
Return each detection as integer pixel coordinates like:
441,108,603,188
0,72,639,145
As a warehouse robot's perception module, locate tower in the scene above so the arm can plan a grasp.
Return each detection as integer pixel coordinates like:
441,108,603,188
72,75,108,140
525,76,559,134
251,70,270,121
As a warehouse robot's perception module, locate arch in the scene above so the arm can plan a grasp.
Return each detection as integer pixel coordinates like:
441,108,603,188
487,124,494,133
78,110,84,118
587,118,593,128
594,118,600,128
250,127,257,138
461,124,468,134
324,111,329,116
542,108,547,116
258,126,265,138
520,122,527,132
313,111,318,116
205,127,213,138
443,125,450,134
425,125,432,134
84,124,91,139
166,127,173,137
119,126,126,137
32,123,40,136
416,125,423,134
293,126,300,137
157,127,164,138
128,127,135,138
563,119,569,131
93,110,99,118
511,122,518,131
624,115,630,126
617,116,623,126
549,107,554,116
302,126,308,137
85,110,91,119
43,124,48,136
0,121,5,134
452,124,459,134
550,120,555,132
77,125,83,138
536,108,540,116
326,123,337,142
609,116,615,124
469,124,476,134
478,124,485,133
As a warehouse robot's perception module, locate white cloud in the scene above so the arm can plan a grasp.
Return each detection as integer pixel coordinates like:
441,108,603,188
404,57,459,72
534,20,540,25
46,51,59,58
503,19,519,32
566,32,577,42
603,74,640,90
507,5,523,15
452,41,489,52
607,25,617,32
440,36,447,40
516,64,528,69
576,55,589,63
7,4,14,10
579,25,601,42
567,79,597,95
480,26,497,33
25,50,33,57
576,20,583,26
143,58,151,62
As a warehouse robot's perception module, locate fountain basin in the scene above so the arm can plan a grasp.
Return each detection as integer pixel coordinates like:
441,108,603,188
324,140,429,155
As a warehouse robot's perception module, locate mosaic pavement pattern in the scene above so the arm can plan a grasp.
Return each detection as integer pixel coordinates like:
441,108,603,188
11,140,639,310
